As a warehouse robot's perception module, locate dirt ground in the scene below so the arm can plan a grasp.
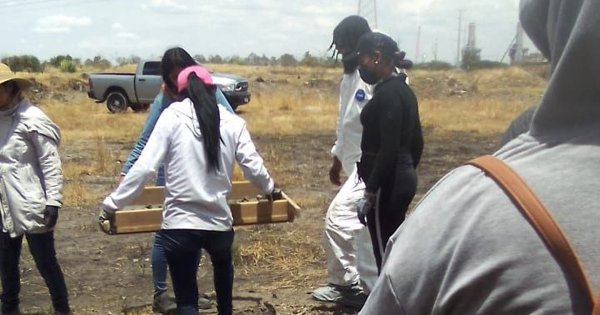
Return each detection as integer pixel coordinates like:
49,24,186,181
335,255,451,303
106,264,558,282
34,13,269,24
14,125,500,315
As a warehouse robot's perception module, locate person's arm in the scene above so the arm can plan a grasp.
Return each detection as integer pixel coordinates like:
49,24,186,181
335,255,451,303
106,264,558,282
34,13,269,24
31,131,63,207
120,92,167,176
103,109,173,211
235,123,274,194
216,88,235,113
365,93,403,194
411,115,424,169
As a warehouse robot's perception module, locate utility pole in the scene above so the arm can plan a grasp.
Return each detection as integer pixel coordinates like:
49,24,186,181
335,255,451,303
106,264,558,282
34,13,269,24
433,38,438,61
456,10,463,67
358,0,378,28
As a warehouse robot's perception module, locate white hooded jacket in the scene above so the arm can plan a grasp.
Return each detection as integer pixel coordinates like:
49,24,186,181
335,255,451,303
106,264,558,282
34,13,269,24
102,99,274,231
360,1,600,314
331,69,373,174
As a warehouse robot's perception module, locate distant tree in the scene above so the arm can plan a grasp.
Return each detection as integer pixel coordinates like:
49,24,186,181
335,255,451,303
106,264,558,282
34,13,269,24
116,55,141,66
209,54,223,64
227,55,246,65
300,51,319,67
246,52,259,65
194,54,207,64
84,55,112,69
1,55,42,72
279,53,297,67
414,60,454,71
59,59,77,73
48,54,73,67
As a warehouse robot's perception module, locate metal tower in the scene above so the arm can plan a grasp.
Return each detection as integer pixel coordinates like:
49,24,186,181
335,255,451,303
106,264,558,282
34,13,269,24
358,0,378,29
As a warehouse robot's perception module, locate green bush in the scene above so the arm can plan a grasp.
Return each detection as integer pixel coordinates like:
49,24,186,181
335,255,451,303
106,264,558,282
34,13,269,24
1,55,42,72
59,59,77,73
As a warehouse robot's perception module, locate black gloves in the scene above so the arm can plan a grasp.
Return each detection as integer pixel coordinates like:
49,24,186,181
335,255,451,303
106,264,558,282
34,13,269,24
266,187,283,201
357,192,376,226
43,205,60,228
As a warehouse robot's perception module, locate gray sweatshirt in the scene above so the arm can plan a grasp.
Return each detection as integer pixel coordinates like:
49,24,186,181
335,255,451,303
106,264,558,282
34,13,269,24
359,0,600,314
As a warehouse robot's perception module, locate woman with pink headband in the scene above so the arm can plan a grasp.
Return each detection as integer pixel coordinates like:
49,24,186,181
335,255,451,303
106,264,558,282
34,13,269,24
101,65,280,315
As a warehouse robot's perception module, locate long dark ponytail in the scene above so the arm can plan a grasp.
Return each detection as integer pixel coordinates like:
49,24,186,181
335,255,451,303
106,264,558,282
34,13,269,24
184,73,221,173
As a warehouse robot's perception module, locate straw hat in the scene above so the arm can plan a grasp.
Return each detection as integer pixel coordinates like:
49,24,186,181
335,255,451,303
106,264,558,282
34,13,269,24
0,63,33,91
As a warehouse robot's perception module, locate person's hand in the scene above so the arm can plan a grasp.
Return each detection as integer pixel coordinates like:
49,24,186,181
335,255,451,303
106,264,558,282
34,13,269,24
357,192,376,226
43,205,59,228
329,156,342,186
98,209,116,234
266,187,283,201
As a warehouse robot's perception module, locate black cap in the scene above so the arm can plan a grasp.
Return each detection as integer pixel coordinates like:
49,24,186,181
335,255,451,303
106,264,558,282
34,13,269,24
355,32,399,57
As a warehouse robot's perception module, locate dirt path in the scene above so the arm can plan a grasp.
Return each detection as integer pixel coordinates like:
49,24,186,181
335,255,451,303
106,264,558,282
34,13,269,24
15,130,499,315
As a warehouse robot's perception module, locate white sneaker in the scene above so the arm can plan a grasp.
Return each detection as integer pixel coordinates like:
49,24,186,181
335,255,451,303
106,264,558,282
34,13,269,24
312,283,362,303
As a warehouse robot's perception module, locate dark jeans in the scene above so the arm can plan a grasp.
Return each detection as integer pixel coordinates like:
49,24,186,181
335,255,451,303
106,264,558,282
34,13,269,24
0,231,70,313
159,229,234,315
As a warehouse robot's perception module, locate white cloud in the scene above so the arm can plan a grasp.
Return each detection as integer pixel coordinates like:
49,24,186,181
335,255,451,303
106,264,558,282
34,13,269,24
148,0,187,11
34,15,92,33
115,32,138,39
112,22,123,30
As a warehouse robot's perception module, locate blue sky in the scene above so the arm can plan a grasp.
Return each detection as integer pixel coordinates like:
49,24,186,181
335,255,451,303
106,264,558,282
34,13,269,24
0,0,533,64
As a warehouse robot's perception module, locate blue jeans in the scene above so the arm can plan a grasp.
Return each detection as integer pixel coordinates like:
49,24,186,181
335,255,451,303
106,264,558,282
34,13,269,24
0,231,70,313
158,229,234,315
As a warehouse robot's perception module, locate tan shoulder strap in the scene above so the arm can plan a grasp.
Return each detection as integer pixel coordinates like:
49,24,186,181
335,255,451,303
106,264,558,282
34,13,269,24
468,155,598,314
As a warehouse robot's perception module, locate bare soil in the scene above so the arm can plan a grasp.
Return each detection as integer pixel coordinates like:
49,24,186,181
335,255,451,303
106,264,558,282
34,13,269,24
15,127,500,314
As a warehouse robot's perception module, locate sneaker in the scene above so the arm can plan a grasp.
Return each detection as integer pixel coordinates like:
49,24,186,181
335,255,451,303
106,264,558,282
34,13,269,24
153,291,177,314
312,283,362,303
198,296,211,309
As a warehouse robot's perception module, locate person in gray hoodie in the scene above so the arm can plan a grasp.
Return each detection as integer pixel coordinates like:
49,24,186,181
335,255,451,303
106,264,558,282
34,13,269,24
359,0,600,314
0,64,70,315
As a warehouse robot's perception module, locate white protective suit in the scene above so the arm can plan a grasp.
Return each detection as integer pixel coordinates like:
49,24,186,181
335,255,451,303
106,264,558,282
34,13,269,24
360,0,600,314
324,68,378,291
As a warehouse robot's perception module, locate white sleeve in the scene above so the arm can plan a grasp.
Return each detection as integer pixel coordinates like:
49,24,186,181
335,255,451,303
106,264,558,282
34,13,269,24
102,111,172,211
331,92,344,159
235,123,274,194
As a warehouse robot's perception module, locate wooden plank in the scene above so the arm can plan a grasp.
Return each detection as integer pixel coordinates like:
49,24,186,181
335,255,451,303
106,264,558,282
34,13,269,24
108,181,299,234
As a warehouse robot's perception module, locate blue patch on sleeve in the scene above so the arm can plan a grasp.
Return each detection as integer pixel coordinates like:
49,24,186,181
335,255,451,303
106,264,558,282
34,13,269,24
355,89,366,102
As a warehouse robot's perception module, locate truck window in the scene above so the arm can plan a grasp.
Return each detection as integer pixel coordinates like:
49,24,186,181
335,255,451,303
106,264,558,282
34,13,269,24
142,62,161,76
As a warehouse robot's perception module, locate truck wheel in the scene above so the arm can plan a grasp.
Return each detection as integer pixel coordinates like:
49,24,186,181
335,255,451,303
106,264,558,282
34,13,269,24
106,92,128,113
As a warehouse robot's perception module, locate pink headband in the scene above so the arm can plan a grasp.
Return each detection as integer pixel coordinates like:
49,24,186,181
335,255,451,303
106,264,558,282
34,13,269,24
177,65,213,93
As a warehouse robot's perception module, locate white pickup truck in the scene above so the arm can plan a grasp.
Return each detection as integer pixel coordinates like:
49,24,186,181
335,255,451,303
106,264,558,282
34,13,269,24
87,60,251,113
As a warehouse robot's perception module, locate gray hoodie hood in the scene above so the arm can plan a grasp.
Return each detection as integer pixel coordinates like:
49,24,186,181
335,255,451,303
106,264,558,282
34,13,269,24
520,0,600,136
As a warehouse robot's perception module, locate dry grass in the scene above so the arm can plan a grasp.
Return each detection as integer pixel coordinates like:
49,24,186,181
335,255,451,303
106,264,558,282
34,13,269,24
19,65,548,292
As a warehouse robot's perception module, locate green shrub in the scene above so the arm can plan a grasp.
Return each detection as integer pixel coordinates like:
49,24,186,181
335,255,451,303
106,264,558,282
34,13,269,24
1,55,42,72
59,59,77,73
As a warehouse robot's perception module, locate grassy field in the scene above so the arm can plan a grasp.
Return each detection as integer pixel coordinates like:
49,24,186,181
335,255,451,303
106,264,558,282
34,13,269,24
13,64,547,314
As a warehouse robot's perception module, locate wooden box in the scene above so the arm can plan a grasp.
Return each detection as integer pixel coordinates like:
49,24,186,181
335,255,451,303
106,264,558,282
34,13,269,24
104,181,299,235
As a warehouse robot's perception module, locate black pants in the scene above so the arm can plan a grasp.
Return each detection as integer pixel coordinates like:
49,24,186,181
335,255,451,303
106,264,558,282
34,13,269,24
0,231,70,313
366,167,417,272
159,229,234,315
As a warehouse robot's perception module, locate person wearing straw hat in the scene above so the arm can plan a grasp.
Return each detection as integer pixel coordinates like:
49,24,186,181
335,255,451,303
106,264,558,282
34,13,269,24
0,63,70,315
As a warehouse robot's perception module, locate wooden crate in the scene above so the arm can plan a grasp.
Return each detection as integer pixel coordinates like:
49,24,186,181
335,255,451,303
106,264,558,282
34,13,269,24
106,181,299,234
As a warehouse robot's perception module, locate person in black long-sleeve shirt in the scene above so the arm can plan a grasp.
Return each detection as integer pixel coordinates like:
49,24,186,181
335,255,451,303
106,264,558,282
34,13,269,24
353,32,424,271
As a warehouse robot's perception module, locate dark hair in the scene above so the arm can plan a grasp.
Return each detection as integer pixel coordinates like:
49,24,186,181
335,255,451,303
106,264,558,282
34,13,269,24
1,81,21,100
161,47,197,93
329,15,371,73
183,74,221,173
356,32,413,70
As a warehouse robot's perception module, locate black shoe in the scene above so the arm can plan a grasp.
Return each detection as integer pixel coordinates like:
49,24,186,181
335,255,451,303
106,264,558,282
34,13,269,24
153,291,177,314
